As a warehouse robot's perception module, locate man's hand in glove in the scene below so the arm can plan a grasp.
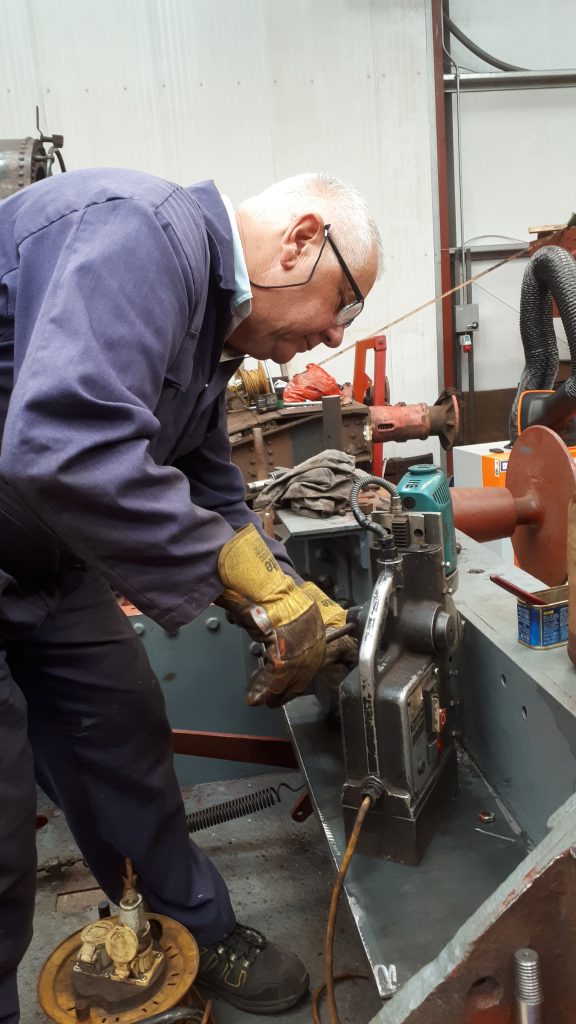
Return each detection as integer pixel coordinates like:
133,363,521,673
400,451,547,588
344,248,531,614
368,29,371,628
216,525,325,707
299,582,358,702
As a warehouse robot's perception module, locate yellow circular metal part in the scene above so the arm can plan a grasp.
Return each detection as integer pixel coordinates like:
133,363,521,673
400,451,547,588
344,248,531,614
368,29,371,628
105,924,139,966
79,921,115,946
38,914,199,1024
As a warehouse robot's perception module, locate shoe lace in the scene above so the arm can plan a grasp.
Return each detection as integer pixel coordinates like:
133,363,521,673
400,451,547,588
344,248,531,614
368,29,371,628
215,924,266,967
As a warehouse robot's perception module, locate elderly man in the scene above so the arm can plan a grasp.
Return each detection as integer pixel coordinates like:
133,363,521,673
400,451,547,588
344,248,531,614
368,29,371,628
0,169,381,1020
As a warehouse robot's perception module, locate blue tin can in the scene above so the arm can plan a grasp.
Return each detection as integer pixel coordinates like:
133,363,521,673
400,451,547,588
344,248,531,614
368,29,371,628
517,585,569,649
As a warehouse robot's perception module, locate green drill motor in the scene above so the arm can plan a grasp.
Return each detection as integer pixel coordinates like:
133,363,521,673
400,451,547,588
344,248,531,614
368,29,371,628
397,465,457,576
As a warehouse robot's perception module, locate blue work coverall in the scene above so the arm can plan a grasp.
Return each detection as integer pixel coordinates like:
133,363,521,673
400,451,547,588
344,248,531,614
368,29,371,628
0,169,297,1022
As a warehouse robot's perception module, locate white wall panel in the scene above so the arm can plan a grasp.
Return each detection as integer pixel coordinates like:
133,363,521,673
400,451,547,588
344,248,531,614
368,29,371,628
447,0,576,391
1,0,442,454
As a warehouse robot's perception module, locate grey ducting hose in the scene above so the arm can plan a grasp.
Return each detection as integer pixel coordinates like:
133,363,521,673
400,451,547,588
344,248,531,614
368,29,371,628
509,246,576,441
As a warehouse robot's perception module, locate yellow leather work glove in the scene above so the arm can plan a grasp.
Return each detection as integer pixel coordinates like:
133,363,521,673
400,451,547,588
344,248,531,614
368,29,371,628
300,582,358,702
216,525,325,708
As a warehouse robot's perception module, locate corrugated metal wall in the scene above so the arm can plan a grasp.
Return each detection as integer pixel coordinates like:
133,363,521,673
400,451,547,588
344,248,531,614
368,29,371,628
447,0,576,393
1,0,442,456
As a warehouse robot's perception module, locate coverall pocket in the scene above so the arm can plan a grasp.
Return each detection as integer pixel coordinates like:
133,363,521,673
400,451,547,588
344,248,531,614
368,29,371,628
163,330,198,391
0,565,61,640
0,504,60,589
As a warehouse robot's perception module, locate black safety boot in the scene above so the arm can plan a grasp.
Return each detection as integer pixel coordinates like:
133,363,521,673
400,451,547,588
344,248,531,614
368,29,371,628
196,923,309,1014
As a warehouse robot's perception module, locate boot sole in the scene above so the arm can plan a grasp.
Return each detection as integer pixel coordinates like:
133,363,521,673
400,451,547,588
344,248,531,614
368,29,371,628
197,969,310,1014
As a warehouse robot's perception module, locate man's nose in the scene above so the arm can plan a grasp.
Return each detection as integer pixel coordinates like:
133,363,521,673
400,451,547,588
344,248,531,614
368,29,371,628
321,324,345,349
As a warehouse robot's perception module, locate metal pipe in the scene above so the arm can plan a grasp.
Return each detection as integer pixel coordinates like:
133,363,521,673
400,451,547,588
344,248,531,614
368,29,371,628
369,391,460,450
432,0,456,391
464,248,476,444
449,242,528,259
369,404,432,443
455,67,466,289
514,948,543,1024
444,69,576,92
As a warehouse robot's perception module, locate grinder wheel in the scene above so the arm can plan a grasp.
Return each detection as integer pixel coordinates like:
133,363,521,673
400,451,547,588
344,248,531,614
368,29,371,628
507,425,576,586
38,914,199,1024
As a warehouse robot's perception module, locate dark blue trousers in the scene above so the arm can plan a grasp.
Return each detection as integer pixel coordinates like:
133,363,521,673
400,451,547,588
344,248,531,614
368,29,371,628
0,566,235,1024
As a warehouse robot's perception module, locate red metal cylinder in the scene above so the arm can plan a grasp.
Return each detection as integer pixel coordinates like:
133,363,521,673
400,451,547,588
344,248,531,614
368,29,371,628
370,403,431,443
451,487,521,542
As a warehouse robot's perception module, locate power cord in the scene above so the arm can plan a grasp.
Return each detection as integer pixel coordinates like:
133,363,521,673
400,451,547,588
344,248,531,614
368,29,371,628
311,972,369,1024
316,794,375,1024
138,993,214,1023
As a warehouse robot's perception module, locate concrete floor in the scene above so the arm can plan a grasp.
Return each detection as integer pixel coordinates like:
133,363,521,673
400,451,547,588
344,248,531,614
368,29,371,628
24,772,382,1024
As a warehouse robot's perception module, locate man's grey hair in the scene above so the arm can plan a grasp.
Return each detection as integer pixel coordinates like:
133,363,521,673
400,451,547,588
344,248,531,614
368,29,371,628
239,172,383,277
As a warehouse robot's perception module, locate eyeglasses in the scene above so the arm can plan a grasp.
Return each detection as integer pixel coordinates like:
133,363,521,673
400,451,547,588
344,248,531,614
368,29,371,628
249,224,364,328
325,226,365,327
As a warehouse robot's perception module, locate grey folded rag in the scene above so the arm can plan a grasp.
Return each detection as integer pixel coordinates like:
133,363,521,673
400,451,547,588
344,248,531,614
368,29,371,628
253,449,356,518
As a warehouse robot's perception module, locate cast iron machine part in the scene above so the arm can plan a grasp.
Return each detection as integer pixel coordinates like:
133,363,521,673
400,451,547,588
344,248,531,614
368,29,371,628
451,424,576,587
367,388,461,450
338,471,463,866
0,108,65,201
38,858,202,1023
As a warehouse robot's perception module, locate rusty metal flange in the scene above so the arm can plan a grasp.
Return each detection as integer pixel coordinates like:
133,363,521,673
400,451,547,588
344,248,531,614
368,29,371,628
507,425,576,586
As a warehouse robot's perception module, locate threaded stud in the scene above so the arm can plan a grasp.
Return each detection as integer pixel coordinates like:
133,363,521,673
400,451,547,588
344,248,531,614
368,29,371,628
514,948,543,1023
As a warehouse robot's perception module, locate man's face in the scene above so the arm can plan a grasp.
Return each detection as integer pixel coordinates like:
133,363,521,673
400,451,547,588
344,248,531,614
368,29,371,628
228,213,379,364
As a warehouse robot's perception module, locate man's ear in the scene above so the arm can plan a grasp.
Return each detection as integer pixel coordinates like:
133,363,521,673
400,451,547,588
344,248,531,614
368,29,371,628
279,213,324,271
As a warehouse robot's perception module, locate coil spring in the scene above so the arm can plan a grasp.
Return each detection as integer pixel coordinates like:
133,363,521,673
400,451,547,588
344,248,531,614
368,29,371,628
186,783,303,834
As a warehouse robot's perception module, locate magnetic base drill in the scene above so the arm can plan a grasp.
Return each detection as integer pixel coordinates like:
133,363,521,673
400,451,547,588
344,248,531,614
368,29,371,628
340,465,463,866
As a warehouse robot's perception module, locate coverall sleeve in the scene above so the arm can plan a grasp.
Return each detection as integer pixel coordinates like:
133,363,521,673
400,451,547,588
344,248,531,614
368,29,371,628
173,394,301,583
2,198,239,632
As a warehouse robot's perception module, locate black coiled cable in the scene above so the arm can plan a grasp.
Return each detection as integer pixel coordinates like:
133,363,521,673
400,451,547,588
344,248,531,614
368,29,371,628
349,474,400,541
186,782,304,834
